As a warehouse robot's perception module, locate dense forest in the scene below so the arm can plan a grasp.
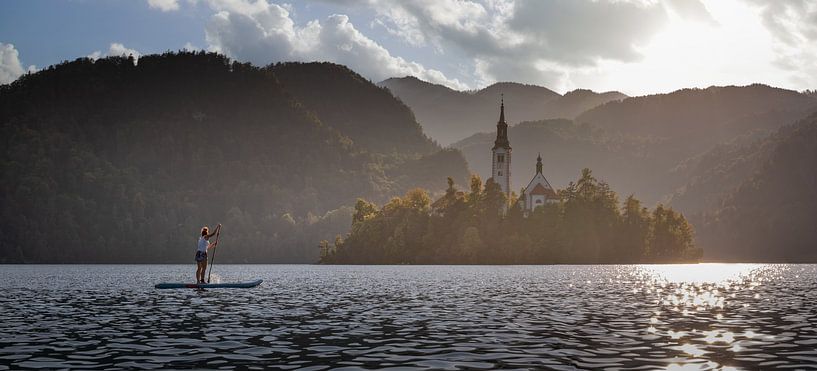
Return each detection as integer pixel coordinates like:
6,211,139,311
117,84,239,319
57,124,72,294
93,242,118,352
695,112,817,262
0,52,469,263
269,63,437,154
322,170,700,264
379,76,626,145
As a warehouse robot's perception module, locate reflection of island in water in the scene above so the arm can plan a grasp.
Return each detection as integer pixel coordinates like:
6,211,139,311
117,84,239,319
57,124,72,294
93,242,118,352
0,264,811,369
322,101,699,265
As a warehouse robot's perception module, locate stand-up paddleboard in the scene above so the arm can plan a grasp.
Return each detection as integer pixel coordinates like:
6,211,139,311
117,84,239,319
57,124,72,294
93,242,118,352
155,279,263,289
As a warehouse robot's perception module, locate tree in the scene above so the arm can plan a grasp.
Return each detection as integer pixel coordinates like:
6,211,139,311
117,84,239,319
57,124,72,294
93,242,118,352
648,204,696,262
326,170,701,264
318,240,331,262
617,195,650,262
353,199,377,226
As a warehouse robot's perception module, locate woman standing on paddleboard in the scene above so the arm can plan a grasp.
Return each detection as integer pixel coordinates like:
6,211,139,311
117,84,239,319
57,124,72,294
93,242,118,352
196,224,221,284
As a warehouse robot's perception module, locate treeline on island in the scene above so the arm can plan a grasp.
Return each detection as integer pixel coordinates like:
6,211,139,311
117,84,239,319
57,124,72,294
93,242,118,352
321,169,701,264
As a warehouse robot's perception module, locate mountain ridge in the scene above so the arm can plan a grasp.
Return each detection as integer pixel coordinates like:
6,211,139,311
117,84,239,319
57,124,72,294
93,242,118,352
378,76,627,145
451,84,816,210
0,52,469,263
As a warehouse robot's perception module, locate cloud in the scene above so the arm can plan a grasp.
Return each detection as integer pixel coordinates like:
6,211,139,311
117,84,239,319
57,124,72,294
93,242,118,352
163,0,817,93
109,43,142,59
510,1,671,65
202,0,468,89
368,0,493,50
742,0,817,88
0,43,34,85
88,43,142,63
745,0,817,46
358,0,815,93
182,42,202,51
664,0,717,25
360,0,704,90
147,0,180,12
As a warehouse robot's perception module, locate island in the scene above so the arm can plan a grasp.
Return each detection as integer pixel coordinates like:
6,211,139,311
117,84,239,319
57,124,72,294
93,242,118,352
321,98,700,264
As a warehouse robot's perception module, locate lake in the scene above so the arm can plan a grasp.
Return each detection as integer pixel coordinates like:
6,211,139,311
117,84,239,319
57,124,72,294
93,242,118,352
1,264,816,370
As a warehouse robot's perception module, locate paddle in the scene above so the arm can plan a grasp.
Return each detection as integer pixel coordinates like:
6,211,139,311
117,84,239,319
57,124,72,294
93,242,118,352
207,224,221,284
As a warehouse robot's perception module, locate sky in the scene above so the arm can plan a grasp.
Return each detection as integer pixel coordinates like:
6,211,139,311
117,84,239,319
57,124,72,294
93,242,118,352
0,0,815,96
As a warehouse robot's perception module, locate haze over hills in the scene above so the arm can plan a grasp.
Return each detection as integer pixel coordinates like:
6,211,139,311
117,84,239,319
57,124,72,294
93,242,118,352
452,84,816,203
446,83,817,261
453,119,655,204
575,84,815,154
0,52,469,263
575,84,816,201
379,76,626,145
695,112,817,261
666,120,791,217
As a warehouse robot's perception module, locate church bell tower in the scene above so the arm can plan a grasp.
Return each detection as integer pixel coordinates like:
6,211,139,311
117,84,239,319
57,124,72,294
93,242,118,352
491,95,511,195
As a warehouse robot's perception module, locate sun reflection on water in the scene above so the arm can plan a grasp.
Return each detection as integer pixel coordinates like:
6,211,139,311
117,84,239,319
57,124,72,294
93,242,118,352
640,263,763,284
624,264,790,369
673,343,708,357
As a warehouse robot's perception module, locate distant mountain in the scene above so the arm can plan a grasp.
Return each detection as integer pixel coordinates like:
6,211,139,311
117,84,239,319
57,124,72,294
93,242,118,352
547,89,628,119
473,81,561,108
379,76,625,145
576,84,815,156
574,84,816,201
696,112,817,261
453,85,817,208
0,52,469,263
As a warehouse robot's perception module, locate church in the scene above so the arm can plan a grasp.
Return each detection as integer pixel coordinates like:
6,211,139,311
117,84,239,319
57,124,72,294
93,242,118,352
490,97,558,215
519,154,558,215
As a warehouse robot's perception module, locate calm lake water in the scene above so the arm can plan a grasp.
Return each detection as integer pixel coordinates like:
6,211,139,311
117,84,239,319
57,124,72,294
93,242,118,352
1,264,816,370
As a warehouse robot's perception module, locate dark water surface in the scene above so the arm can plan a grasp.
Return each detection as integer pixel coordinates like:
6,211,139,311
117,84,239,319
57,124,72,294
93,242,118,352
1,264,816,370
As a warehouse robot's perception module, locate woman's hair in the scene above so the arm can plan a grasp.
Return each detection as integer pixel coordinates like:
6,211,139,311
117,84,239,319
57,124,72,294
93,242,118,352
201,226,209,236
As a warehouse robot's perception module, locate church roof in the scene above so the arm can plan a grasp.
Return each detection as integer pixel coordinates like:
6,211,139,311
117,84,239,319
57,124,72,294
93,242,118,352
493,96,511,150
524,173,557,198
530,183,556,197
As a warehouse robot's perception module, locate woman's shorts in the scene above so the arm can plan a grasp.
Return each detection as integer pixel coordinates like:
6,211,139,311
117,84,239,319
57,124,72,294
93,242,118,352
195,251,208,262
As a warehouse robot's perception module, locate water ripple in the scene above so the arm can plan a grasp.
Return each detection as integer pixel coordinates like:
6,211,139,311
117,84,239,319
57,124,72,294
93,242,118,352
1,264,816,369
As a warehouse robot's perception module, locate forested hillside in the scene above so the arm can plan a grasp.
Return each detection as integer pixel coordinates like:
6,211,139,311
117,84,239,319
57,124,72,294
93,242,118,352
667,133,778,215
576,85,815,156
694,112,817,261
454,85,817,206
270,63,436,154
0,52,469,263
379,76,625,145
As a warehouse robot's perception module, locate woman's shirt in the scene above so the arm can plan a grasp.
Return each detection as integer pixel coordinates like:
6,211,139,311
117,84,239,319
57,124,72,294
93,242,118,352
197,237,208,253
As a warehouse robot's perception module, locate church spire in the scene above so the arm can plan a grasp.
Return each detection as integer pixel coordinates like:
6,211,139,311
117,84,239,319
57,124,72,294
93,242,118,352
499,93,505,123
493,95,510,150
536,153,543,174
